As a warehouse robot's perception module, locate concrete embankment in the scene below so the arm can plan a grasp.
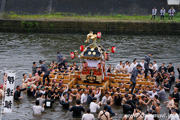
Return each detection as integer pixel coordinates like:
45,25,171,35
0,19,180,35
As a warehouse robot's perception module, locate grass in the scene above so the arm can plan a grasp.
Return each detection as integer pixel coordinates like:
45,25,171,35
1,12,180,23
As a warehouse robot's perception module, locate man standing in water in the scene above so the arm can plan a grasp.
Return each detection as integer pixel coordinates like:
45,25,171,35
69,99,85,118
130,64,141,94
32,62,37,76
14,85,27,100
57,52,63,63
33,100,45,115
39,60,50,85
144,53,153,79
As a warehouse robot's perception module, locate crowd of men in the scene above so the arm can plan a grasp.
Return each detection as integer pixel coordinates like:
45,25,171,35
151,6,176,20
2,52,180,120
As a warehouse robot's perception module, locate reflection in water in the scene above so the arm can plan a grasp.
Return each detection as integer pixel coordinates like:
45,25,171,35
0,33,179,119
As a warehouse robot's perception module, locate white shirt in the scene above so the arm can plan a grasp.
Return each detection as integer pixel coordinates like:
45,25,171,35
149,66,153,70
101,96,108,105
148,91,157,99
61,88,68,101
168,113,180,120
33,105,44,115
89,102,100,113
144,114,154,120
125,64,129,68
130,62,138,73
127,66,131,73
140,62,145,70
168,9,176,16
160,9,166,15
153,64,158,71
152,9,157,15
94,91,101,103
40,90,45,95
82,113,95,120
81,93,88,104
37,98,45,106
116,64,122,70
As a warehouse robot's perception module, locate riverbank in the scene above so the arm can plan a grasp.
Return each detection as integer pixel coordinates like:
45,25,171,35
2,13,180,22
0,13,180,35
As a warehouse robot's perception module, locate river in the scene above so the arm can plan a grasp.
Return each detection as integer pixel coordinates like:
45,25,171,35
0,33,179,120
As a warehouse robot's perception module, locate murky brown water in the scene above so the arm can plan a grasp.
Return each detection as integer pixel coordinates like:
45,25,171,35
0,33,179,120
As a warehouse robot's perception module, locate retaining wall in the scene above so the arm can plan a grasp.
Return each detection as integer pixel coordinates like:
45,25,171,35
0,19,180,35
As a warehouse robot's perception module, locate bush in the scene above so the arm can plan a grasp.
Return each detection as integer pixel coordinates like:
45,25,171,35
175,12,180,18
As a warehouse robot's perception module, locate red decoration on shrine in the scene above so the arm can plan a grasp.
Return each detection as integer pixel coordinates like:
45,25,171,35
70,52,75,59
83,62,88,68
98,63,101,69
105,53,110,61
80,45,84,52
97,32,101,39
111,46,116,53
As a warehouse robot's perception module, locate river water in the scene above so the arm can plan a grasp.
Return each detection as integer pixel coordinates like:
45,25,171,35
0,33,180,120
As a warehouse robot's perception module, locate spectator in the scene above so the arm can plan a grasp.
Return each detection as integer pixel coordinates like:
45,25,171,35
151,7,157,20
168,7,176,20
160,7,166,20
